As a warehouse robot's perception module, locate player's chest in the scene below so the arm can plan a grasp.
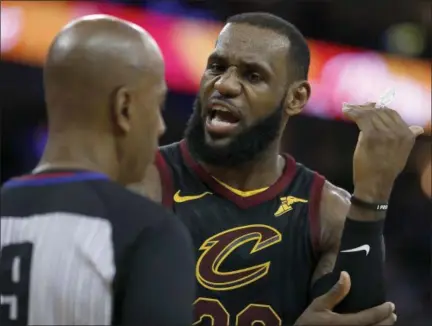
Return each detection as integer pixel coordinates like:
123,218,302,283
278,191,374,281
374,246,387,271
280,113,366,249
171,191,314,325
172,193,310,274
172,191,310,236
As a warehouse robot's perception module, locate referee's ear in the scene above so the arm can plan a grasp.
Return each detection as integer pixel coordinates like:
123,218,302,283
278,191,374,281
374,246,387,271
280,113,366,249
113,86,132,133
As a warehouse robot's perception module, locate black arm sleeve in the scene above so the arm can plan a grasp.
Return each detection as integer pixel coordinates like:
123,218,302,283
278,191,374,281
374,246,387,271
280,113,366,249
121,215,196,326
312,218,386,312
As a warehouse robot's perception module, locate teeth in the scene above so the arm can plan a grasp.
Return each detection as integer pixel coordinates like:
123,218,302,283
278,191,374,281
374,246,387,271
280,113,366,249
212,105,230,113
211,116,234,126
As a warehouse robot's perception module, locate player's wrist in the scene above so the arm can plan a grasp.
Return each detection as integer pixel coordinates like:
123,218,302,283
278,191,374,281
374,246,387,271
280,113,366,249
348,186,391,222
353,183,392,203
348,202,387,222
347,194,388,222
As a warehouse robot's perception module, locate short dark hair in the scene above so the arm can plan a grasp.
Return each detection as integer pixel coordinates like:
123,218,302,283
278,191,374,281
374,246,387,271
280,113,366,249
226,12,310,80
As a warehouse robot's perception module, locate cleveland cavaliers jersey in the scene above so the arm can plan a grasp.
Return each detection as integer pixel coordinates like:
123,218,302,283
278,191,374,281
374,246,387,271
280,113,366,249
155,141,325,325
0,170,195,326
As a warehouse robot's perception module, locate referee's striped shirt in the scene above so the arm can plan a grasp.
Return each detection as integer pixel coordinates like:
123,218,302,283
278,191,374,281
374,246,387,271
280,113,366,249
0,170,195,326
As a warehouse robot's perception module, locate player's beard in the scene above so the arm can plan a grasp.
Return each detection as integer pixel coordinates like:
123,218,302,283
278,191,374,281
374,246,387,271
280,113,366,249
184,97,284,167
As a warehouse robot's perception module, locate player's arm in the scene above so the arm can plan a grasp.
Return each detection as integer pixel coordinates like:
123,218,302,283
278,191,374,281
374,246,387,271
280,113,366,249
310,180,386,312
120,213,195,325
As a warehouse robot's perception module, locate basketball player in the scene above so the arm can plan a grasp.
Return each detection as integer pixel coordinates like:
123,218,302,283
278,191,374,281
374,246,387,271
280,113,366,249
136,12,424,325
0,16,195,325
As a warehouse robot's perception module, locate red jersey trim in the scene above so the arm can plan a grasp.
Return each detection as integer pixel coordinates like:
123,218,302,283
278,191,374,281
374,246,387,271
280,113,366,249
154,151,174,209
179,140,298,209
308,172,325,257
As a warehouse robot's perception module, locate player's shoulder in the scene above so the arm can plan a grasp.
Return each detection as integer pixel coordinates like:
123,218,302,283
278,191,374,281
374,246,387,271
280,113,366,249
158,141,183,164
322,180,350,199
289,155,319,176
282,154,326,187
319,180,351,220
285,156,349,204
159,141,181,152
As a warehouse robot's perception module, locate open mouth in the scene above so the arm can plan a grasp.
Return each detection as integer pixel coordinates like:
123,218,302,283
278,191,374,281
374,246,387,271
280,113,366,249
205,105,241,136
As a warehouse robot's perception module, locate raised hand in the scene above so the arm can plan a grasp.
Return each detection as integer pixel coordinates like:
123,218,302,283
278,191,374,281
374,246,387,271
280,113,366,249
343,103,423,202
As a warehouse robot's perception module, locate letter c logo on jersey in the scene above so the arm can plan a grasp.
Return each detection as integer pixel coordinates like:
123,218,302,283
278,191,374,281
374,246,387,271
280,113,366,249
196,224,282,291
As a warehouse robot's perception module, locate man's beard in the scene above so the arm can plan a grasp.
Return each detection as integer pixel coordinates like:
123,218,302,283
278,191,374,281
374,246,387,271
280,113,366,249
184,97,284,167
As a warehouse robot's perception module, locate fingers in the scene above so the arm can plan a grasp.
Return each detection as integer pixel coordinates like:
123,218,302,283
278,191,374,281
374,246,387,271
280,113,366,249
371,109,393,132
372,109,407,139
372,313,397,325
342,103,374,125
342,103,380,132
373,110,423,147
383,109,408,129
339,302,395,325
410,125,424,137
384,109,423,138
343,102,424,138
312,271,351,310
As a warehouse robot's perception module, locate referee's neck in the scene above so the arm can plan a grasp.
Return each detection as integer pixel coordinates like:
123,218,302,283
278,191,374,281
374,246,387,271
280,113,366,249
37,132,118,180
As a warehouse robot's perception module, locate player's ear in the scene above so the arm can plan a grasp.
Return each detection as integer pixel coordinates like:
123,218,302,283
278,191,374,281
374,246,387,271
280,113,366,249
284,80,311,116
112,86,132,133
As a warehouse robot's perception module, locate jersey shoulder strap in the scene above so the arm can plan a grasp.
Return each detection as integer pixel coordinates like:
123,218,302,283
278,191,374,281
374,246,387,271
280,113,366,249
290,161,326,253
156,142,183,208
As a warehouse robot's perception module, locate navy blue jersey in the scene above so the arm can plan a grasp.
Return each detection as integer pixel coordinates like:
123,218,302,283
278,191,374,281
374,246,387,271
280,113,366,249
155,141,325,325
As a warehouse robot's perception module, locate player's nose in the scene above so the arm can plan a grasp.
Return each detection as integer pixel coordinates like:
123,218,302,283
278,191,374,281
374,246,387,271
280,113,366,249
214,69,241,98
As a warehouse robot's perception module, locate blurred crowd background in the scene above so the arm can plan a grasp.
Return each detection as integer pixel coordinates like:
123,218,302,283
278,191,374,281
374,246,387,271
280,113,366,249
1,0,431,324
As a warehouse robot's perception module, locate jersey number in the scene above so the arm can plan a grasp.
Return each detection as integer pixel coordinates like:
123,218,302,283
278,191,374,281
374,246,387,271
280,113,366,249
0,243,33,325
194,297,281,326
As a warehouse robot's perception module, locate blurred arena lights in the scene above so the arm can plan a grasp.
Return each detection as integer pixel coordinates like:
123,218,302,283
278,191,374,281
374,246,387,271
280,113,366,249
0,5,23,53
1,1,431,130
384,23,426,57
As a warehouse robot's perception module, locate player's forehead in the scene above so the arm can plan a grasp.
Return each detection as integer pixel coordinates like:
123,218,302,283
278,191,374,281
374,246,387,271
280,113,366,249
213,23,289,66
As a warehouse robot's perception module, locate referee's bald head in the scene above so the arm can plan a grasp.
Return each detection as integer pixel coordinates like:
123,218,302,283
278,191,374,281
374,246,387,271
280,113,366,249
42,15,166,184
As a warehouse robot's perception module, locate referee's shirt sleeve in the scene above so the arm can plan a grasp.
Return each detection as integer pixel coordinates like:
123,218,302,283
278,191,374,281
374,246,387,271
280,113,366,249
121,213,195,326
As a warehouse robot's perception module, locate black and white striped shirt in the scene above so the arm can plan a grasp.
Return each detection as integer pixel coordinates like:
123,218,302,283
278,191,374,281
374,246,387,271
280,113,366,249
1,170,195,326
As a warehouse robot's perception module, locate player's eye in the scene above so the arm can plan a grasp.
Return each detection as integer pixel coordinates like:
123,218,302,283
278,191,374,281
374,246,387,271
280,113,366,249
208,63,225,74
246,72,262,83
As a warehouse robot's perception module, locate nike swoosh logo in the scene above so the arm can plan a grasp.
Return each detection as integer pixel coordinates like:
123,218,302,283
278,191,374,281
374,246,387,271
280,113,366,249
340,244,370,256
173,190,212,203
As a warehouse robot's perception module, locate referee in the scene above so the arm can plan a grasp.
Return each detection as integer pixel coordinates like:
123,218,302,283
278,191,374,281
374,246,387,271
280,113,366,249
1,15,195,326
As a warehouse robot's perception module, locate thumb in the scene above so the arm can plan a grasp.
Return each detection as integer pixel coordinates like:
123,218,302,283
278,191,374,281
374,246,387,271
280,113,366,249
312,271,351,310
409,125,424,137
